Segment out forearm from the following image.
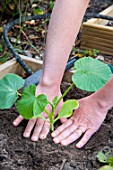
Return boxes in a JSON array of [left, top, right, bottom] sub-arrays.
[[92, 76, 113, 110], [40, 0, 89, 87]]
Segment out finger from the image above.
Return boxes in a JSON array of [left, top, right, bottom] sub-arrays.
[[53, 123, 78, 144], [77, 125, 87, 133], [51, 119, 73, 138], [23, 118, 36, 138], [60, 118, 67, 123], [13, 115, 24, 126], [39, 121, 50, 140], [76, 129, 95, 148], [42, 112, 48, 118], [31, 119, 44, 141], [60, 127, 86, 146]]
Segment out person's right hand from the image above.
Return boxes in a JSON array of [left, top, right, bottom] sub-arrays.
[[52, 94, 108, 148]]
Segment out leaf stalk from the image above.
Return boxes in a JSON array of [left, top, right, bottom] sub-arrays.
[[16, 91, 22, 96]]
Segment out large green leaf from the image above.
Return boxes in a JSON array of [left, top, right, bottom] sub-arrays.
[[17, 84, 48, 119], [55, 100, 79, 121], [72, 57, 112, 92], [99, 165, 113, 170], [0, 73, 24, 109], [33, 94, 49, 118]]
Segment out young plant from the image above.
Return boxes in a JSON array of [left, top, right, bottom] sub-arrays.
[[0, 57, 112, 131], [74, 48, 99, 58], [83, 49, 99, 58], [97, 151, 113, 170]]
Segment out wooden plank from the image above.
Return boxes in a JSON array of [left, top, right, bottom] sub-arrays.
[[0, 55, 43, 78], [81, 36, 113, 48], [82, 26, 113, 37], [81, 29, 113, 40], [81, 41, 113, 51], [81, 42, 113, 55], [80, 5, 113, 55], [0, 55, 73, 83], [81, 45, 113, 56], [83, 23, 113, 33], [0, 59, 20, 78], [20, 55, 43, 72], [81, 41, 113, 52], [82, 34, 113, 44]]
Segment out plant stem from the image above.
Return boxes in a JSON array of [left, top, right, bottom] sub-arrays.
[[44, 83, 74, 131], [50, 123, 54, 131], [49, 107, 55, 131], [44, 110, 54, 131], [44, 108, 51, 119], [56, 83, 74, 107], [44, 83, 74, 130], [16, 91, 22, 96], [45, 107, 55, 131]]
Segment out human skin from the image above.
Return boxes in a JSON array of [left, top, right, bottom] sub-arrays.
[[12, 0, 113, 148], [52, 77, 113, 148]]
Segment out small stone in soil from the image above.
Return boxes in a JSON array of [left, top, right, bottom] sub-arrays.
[[23, 50, 33, 58]]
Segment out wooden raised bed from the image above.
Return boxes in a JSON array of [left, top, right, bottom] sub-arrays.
[[0, 55, 74, 83], [80, 5, 113, 55]]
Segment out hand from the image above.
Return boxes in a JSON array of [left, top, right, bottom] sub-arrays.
[[13, 84, 66, 141], [51, 95, 108, 148]]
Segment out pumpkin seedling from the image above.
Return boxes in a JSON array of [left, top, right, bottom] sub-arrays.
[[0, 57, 112, 131], [97, 151, 113, 170]]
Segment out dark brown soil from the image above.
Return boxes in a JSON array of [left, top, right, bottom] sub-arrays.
[[87, 0, 113, 14], [1, 0, 113, 170], [0, 83, 113, 170]]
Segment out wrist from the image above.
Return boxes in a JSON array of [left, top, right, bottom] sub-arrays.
[[91, 91, 112, 112], [37, 76, 61, 95]]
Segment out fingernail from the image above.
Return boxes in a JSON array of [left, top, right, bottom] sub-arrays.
[[31, 136, 38, 141], [51, 132, 56, 137], [13, 121, 18, 126], [76, 144, 81, 148], [23, 132, 30, 138], [61, 140, 67, 146], [40, 135, 46, 140], [53, 138, 59, 144]]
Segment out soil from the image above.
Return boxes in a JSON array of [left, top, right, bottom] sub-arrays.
[[1, 0, 113, 170], [1, 83, 113, 170]]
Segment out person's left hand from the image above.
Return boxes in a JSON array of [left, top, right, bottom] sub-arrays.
[[51, 95, 108, 148], [13, 84, 66, 141]]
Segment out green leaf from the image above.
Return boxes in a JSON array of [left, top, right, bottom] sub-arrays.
[[55, 100, 79, 121], [33, 8, 44, 15], [52, 96, 58, 105], [99, 165, 113, 170], [72, 57, 112, 92], [17, 84, 48, 119], [97, 151, 108, 163], [49, 0, 54, 10], [0, 73, 24, 109], [83, 50, 89, 55], [33, 94, 49, 117], [0, 44, 3, 52], [93, 49, 99, 53], [108, 157, 113, 167]]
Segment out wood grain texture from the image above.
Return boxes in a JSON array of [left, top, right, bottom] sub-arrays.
[[0, 55, 73, 83], [80, 5, 113, 55]]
